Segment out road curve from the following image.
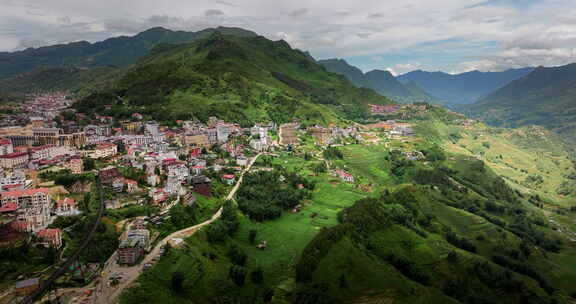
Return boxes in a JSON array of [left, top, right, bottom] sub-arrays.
[[93, 153, 262, 304]]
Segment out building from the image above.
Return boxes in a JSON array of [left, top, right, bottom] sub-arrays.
[[125, 179, 138, 193], [37, 228, 62, 248], [93, 142, 118, 159], [191, 175, 212, 197], [222, 174, 236, 185], [216, 124, 231, 143], [184, 134, 210, 148], [54, 197, 78, 216], [236, 156, 248, 167], [65, 158, 83, 174], [0, 138, 13, 155], [0, 152, 29, 169], [15, 278, 40, 296], [0, 188, 52, 232], [118, 238, 145, 265], [334, 170, 354, 183]]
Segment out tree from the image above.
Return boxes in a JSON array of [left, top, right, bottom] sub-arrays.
[[228, 266, 247, 286], [83, 157, 96, 171], [251, 267, 264, 284], [227, 244, 247, 266], [171, 272, 185, 292], [249, 229, 258, 245]]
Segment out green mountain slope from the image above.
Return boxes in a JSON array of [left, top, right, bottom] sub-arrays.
[[0, 67, 121, 96], [468, 63, 576, 142], [73, 33, 394, 125], [318, 58, 437, 103], [120, 113, 576, 303], [0, 26, 257, 79]]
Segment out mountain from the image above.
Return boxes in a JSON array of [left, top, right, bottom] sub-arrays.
[[73, 33, 394, 125], [318, 58, 437, 103], [0, 26, 258, 79], [468, 63, 576, 142], [397, 68, 534, 104], [317, 58, 366, 87], [0, 66, 120, 95]]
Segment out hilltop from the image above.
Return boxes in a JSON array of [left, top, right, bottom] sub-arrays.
[[73, 33, 394, 126], [0, 26, 258, 79], [468, 63, 576, 142], [318, 58, 437, 103], [397, 68, 534, 105]]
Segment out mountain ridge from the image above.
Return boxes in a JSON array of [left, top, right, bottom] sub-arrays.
[[0, 26, 259, 79], [397, 67, 534, 104], [318, 58, 437, 103]]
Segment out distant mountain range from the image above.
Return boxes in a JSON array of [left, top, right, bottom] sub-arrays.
[[0, 26, 258, 79], [397, 68, 534, 105], [468, 63, 576, 142], [318, 59, 437, 103]]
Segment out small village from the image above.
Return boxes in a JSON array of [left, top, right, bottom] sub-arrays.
[[0, 93, 436, 303]]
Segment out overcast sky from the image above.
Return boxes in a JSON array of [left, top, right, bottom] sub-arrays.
[[1, 0, 576, 74]]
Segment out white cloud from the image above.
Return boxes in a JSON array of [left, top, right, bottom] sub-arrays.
[[0, 0, 575, 72]]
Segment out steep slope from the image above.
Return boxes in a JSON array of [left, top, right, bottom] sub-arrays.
[[0, 26, 257, 79], [0, 67, 121, 96], [318, 59, 437, 102], [469, 63, 576, 142], [397, 68, 534, 104], [365, 69, 412, 98], [74, 33, 394, 125], [317, 58, 366, 87]]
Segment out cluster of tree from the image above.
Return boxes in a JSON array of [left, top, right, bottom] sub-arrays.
[[39, 170, 95, 188], [445, 231, 477, 253], [66, 215, 119, 263], [206, 201, 240, 243], [385, 150, 415, 177], [322, 146, 343, 160], [236, 171, 312, 222]]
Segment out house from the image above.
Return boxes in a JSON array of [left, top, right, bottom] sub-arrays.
[[184, 134, 210, 148], [191, 175, 212, 197], [222, 174, 236, 185], [236, 156, 248, 167], [15, 278, 40, 296], [147, 174, 160, 187], [125, 179, 138, 193], [55, 197, 79, 216], [149, 188, 169, 204], [191, 164, 206, 176], [403, 151, 425, 161], [112, 177, 125, 193], [64, 158, 83, 174], [131, 113, 144, 120], [334, 170, 354, 183], [36, 228, 62, 248], [99, 168, 122, 186]]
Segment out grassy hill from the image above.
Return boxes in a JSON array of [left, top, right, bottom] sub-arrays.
[[468, 63, 576, 143], [73, 33, 394, 125], [0, 26, 258, 79], [0, 67, 121, 96]]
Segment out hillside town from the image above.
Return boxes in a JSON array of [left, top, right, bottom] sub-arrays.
[[0, 92, 429, 302]]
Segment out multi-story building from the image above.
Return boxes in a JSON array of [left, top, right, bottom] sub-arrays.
[[0, 188, 52, 232], [216, 124, 231, 143], [64, 158, 83, 174], [118, 238, 144, 265], [0, 152, 29, 169]]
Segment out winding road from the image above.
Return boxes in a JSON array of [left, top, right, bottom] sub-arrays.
[[82, 153, 263, 304]]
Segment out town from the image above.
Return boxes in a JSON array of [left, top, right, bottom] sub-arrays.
[[0, 93, 443, 303]]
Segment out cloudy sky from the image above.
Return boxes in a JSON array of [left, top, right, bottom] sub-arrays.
[[1, 0, 576, 74]]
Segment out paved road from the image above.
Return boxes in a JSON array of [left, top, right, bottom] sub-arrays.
[[82, 153, 263, 304]]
